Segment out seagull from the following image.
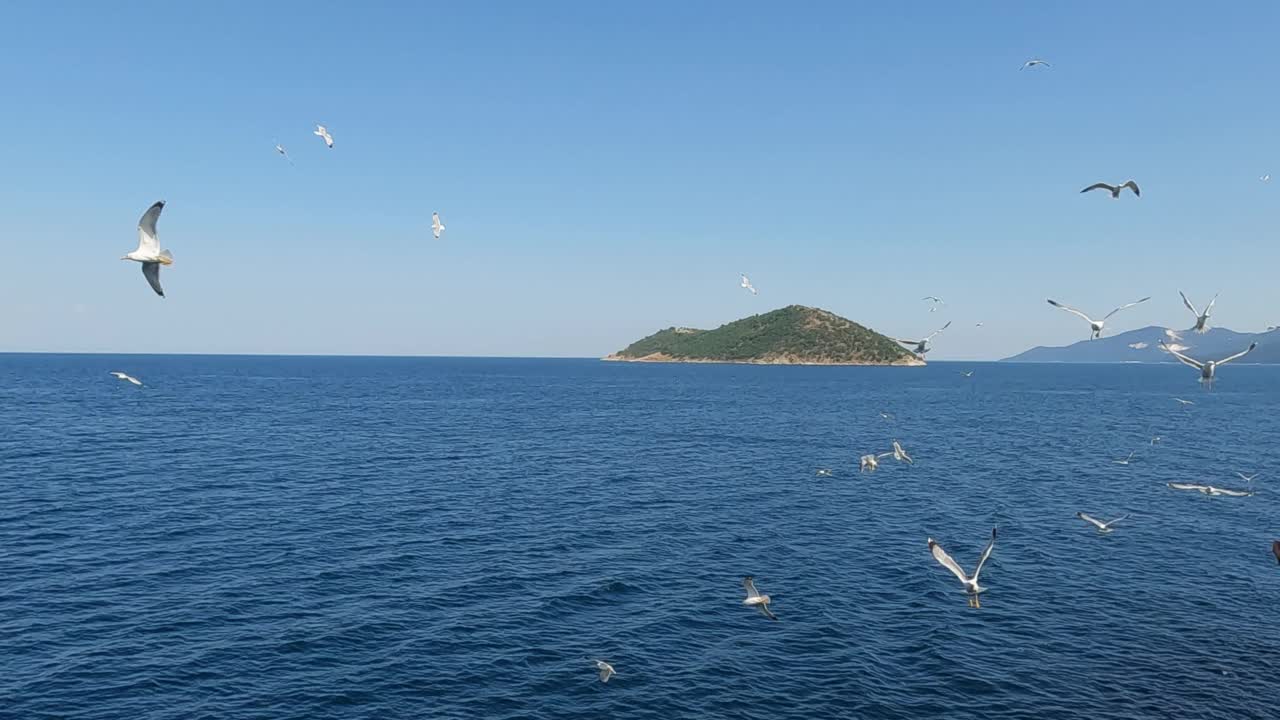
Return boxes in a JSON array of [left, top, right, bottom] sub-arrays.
[[815, 468, 834, 477], [1020, 58, 1050, 70], [1164, 343, 1191, 352], [740, 273, 757, 295], [1164, 328, 1184, 342], [1081, 180, 1140, 198], [860, 453, 885, 473], [1128, 342, 1149, 350], [431, 212, 445, 239], [879, 411, 894, 422], [1150, 435, 1162, 445], [1236, 472, 1261, 484], [594, 660, 616, 683], [109, 371, 142, 386], [121, 201, 173, 298], [960, 370, 975, 377], [1173, 398, 1195, 406], [274, 141, 293, 166], [975, 322, 984, 328], [1159, 341, 1257, 382], [313, 124, 334, 148], [742, 576, 777, 620], [1179, 291, 1219, 334], [1113, 451, 1138, 465], [896, 321, 951, 356], [1076, 512, 1129, 533], [922, 296, 944, 312], [927, 528, 997, 608], [1168, 482, 1253, 497], [1262, 174, 1272, 182], [891, 440, 913, 464], [1046, 297, 1150, 340]]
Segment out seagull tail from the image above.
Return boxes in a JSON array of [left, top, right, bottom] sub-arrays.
[[159, 249, 174, 265]]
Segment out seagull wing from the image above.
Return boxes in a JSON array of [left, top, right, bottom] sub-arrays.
[[1076, 512, 1107, 530], [1179, 291, 1199, 317], [1047, 299, 1095, 324], [972, 528, 997, 581], [757, 603, 777, 620], [598, 663, 614, 682], [1081, 183, 1116, 194], [925, 321, 952, 341], [896, 338, 923, 347], [1103, 297, 1150, 320], [141, 262, 165, 297], [1215, 343, 1257, 366], [1102, 514, 1130, 528], [136, 201, 164, 254], [743, 576, 761, 599], [1168, 482, 1207, 491], [1160, 342, 1203, 369], [1204, 294, 1218, 316], [1121, 180, 1141, 197], [928, 538, 970, 584], [1216, 488, 1252, 497]]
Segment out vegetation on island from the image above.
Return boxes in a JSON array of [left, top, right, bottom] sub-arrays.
[[606, 305, 919, 365]]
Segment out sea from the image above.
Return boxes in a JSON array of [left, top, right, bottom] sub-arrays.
[[2, 354, 1278, 720]]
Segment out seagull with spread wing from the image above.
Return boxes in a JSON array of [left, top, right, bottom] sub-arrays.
[[593, 660, 616, 683], [109, 371, 143, 386], [740, 273, 757, 295], [121, 201, 173, 298], [741, 576, 777, 620], [1179, 291, 1219, 334], [1113, 451, 1138, 466], [1081, 180, 1140, 198], [431, 212, 445, 239], [922, 296, 944, 312], [1076, 512, 1129, 533], [1047, 297, 1150, 340], [313, 124, 334, 148], [1021, 58, 1050, 70], [1168, 482, 1253, 497], [1160, 341, 1257, 382], [1236, 472, 1261, 484], [928, 528, 997, 608], [891, 440, 913, 464], [897, 321, 951, 357]]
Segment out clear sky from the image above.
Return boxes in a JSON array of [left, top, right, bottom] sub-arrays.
[[1, 2, 1276, 359]]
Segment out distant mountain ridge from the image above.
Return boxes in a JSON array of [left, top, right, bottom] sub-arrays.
[[1002, 325, 1279, 363], [605, 305, 922, 366]]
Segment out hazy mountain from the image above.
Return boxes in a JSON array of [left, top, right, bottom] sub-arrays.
[[1003, 325, 1279, 363]]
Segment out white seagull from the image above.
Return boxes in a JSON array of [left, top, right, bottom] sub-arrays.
[[1113, 451, 1138, 466], [1262, 174, 1272, 182], [274, 141, 293, 166], [313, 124, 334, 148], [961, 370, 975, 377], [860, 453, 885, 473], [1164, 328, 1184, 342], [1168, 482, 1252, 497], [1128, 342, 1149, 350], [1081, 180, 1141, 198], [1021, 58, 1051, 70], [897, 321, 951, 356], [1046, 297, 1150, 340], [815, 468, 834, 477], [740, 273, 758, 295], [742, 576, 777, 620], [1076, 512, 1129, 533], [1236, 472, 1261, 484], [431, 212, 445, 239], [1173, 398, 1195, 406], [927, 528, 997, 608], [1179, 291, 1219, 334], [594, 660, 616, 683], [121, 201, 173, 298], [1160, 341, 1257, 382], [109, 371, 142, 386], [922, 296, 944, 312], [891, 440, 913, 464]]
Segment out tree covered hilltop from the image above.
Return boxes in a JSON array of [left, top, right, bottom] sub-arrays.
[[604, 305, 923, 366]]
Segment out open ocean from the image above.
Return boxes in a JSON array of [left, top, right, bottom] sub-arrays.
[[2, 354, 1278, 719]]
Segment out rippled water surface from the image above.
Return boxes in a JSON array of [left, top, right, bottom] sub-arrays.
[[2, 355, 1278, 719]]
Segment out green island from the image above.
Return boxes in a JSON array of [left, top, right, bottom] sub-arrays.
[[604, 305, 922, 366]]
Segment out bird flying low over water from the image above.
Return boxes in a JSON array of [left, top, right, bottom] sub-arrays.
[[122, 201, 173, 298], [860, 453, 885, 472], [1077, 512, 1129, 533], [594, 660, 616, 683], [1236, 472, 1260, 484], [1173, 398, 1195, 406], [1179, 291, 1218, 334], [928, 528, 997, 608], [742, 576, 777, 620], [1081, 180, 1140, 198], [1159, 341, 1256, 382], [1047, 297, 1150, 340], [432, 212, 445, 239], [891, 440, 913, 464], [740, 273, 757, 295], [1113, 451, 1138, 466], [815, 468, 834, 477], [1020, 58, 1050, 70], [1168, 482, 1252, 497], [109, 371, 142, 386], [897, 321, 951, 357], [313, 124, 334, 148]]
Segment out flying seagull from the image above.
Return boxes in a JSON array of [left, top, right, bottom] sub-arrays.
[[1159, 341, 1257, 382], [1164, 328, 1184, 342], [109, 371, 142, 386], [274, 141, 293, 166], [1179, 291, 1219, 334], [891, 440, 913, 464], [1081, 180, 1140, 198], [740, 273, 757, 295], [1262, 174, 1272, 182], [313, 124, 334, 148], [1168, 482, 1253, 497], [860, 453, 886, 473], [594, 660, 616, 683], [122, 201, 173, 298], [961, 370, 975, 377], [1236, 472, 1260, 484], [1113, 451, 1138, 466], [1020, 58, 1050, 70], [1128, 342, 1149, 350], [431, 212, 445, 239], [1173, 398, 1195, 406], [975, 322, 984, 328], [815, 468, 834, 477], [1077, 512, 1129, 533], [897, 321, 951, 357], [742, 576, 777, 620], [1047, 297, 1150, 340], [922, 296, 944, 312], [927, 528, 997, 608]]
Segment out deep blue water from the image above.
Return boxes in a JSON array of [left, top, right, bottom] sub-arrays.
[[2, 355, 1278, 719]]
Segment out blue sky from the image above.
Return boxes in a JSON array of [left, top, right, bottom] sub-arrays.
[[1, 2, 1276, 359]]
